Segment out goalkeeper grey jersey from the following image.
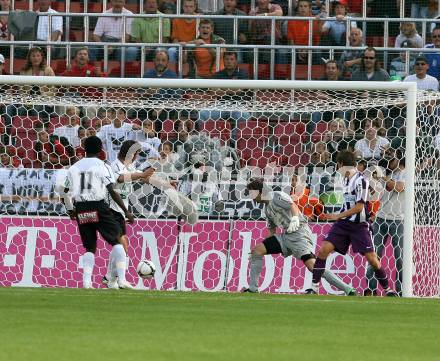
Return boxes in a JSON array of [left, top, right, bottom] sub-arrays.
[[265, 191, 307, 231]]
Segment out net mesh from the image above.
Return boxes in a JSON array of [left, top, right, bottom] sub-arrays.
[[0, 79, 439, 297]]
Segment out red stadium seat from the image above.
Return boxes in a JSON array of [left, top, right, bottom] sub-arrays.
[[236, 119, 269, 152], [200, 120, 231, 143], [273, 121, 306, 155], [160, 119, 177, 141], [12, 116, 40, 130], [241, 150, 287, 169], [287, 153, 310, 168], [311, 121, 328, 142]]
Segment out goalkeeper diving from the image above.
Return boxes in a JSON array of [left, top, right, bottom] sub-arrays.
[[243, 177, 356, 295]]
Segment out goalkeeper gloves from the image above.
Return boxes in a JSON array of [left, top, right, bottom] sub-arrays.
[[286, 216, 300, 233]]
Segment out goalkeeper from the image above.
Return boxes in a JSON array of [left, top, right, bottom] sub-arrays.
[[244, 178, 356, 295]]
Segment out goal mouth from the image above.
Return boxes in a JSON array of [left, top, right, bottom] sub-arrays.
[[0, 75, 438, 298]]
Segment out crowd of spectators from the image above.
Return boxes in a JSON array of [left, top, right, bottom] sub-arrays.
[[0, 0, 439, 191]]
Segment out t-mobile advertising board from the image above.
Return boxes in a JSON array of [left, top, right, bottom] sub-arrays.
[[0, 217, 437, 295]]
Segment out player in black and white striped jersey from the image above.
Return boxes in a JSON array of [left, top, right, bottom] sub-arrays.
[[310, 150, 398, 296], [59, 136, 135, 289], [102, 140, 155, 288]]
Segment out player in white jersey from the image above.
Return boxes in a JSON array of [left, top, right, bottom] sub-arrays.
[[102, 140, 155, 287], [243, 178, 356, 295], [59, 136, 135, 289], [310, 150, 397, 296], [96, 108, 139, 163]]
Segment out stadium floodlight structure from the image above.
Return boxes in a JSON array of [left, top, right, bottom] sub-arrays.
[[0, 75, 438, 298]]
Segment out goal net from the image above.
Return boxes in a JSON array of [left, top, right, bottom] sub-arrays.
[[0, 76, 438, 298]]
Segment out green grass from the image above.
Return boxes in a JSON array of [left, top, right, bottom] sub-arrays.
[[0, 288, 439, 361]]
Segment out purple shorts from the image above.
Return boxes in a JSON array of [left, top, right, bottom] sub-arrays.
[[326, 219, 374, 255]]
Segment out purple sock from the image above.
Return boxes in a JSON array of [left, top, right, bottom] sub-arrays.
[[374, 268, 389, 290], [312, 258, 327, 284]]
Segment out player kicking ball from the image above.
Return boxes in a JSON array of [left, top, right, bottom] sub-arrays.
[[102, 140, 155, 288], [243, 177, 356, 296], [310, 150, 398, 296], [59, 136, 135, 289]]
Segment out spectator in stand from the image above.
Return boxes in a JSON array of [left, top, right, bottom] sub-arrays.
[[96, 108, 140, 162], [35, 128, 75, 168], [394, 22, 423, 49], [135, 119, 162, 149], [390, 40, 416, 81], [172, 116, 195, 151], [62, 47, 105, 77], [286, 0, 320, 64], [425, 26, 440, 81], [20, 47, 55, 77], [150, 141, 179, 174], [53, 106, 81, 148], [351, 47, 390, 81], [134, 119, 161, 168], [310, 0, 326, 16], [365, 147, 406, 296], [248, 0, 283, 64], [197, 51, 251, 140], [323, 118, 356, 162], [309, 141, 332, 167], [0, 0, 10, 56], [131, 0, 171, 61], [5, 47, 55, 131], [308, 60, 347, 135], [35, 0, 63, 58], [169, 0, 198, 63], [197, 0, 224, 13], [90, 0, 138, 62], [354, 119, 390, 161], [321, 0, 356, 46], [338, 27, 364, 77], [403, 55, 440, 90], [349, 107, 384, 135], [76, 126, 107, 161], [185, 19, 225, 78], [410, 0, 429, 19], [213, 0, 248, 63], [92, 107, 114, 132], [143, 49, 178, 78]]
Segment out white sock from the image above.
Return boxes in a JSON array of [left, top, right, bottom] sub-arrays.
[[249, 254, 263, 292], [112, 244, 127, 284], [82, 252, 95, 287], [106, 248, 116, 281]]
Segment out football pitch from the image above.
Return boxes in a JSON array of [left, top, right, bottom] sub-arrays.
[[1, 288, 439, 361]]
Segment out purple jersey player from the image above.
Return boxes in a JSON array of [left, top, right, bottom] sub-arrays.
[[309, 150, 398, 296]]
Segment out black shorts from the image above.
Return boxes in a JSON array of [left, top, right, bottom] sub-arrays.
[[263, 236, 282, 255], [75, 200, 121, 252], [111, 209, 127, 236]]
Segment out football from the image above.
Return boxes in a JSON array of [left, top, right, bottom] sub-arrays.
[[136, 260, 156, 279]]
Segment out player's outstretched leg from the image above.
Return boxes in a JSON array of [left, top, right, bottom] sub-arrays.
[[303, 256, 356, 295], [365, 252, 397, 297], [243, 243, 267, 293], [82, 252, 95, 289]]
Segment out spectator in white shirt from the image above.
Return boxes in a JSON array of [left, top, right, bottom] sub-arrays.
[[355, 120, 390, 160], [403, 55, 440, 91], [97, 108, 140, 162], [90, 0, 138, 62], [36, 0, 63, 58], [53, 106, 81, 148]]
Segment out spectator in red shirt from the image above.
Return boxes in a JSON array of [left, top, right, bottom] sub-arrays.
[[76, 126, 106, 161], [62, 47, 105, 77], [35, 129, 75, 168], [286, 0, 321, 63]]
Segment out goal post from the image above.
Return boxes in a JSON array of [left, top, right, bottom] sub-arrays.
[[0, 75, 435, 298]]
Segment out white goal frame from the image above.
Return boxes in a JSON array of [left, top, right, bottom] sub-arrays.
[[0, 76, 418, 297]]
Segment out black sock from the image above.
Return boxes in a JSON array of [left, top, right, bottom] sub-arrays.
[[312, 258, 326, 284], [374, 268, 389, 290]]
